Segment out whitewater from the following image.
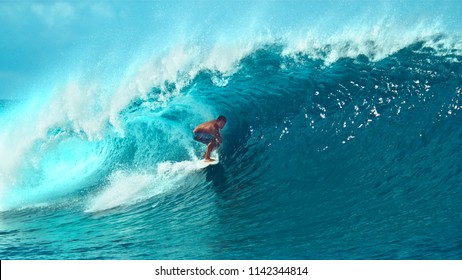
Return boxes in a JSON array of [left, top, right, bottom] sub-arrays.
[[0, 0, 461, 259]]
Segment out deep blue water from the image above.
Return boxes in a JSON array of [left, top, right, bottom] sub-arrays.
[[1, 1, 462, 259]]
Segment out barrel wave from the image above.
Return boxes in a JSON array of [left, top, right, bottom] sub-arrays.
[[1, 1, 462, 259]]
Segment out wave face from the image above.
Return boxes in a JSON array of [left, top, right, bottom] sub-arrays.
[[1, 1, 462, 259]]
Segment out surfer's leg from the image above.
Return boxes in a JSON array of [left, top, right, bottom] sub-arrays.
[[195, 132, 215, 159], [204, 142, 213, 160], [204, 140, 218, 161]]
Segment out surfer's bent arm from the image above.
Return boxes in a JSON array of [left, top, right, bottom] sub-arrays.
[[213, 130, 222, 144]]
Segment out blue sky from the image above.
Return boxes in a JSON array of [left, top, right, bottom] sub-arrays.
[[0, 1, 198, 100]]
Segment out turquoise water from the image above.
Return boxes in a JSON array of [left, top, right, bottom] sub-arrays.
[[1, 1, 462, 259]]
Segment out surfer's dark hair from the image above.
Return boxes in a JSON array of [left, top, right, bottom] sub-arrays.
[[217, 115, 226, 123]]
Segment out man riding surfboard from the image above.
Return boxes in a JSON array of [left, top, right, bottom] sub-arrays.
[[193, 116, 227, 162]]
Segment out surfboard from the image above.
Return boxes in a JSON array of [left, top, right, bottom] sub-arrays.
[[197, 152, 219, 168], [198, 157, 219, 168]]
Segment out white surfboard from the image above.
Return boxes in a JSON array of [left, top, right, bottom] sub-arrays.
[[197, 152, 219, 168], [198, 157, 219, 168]]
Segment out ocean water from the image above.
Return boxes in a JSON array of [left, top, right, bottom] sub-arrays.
[[1, 1, 462, 259]]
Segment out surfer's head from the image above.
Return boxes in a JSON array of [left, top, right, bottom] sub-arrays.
[[217, 115, 227, 128]]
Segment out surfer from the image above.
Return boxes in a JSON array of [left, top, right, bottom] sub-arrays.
[[193, 115, 227, 162]]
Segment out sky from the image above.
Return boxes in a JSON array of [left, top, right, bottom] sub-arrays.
[[0, 0, 461, 100], [0, 1, 158, 99]]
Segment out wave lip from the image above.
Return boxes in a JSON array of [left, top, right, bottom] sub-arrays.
[[282, 20, 461, 63]]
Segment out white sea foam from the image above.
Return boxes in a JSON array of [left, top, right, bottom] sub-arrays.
[[84, 152, 213, 213], [282, 18, 460, 63]]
